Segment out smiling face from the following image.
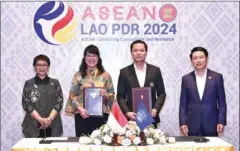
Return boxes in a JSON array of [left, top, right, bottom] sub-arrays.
[[34, 60, 49, 77], [131, 43, 147, 63], [85, 52, 99, 69], [191, 51, 208, 71]]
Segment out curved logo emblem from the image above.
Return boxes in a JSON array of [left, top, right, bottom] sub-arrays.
[[159, 4, 177, 22], [34, 1, 77, 45], [137, 109, 147, 123]]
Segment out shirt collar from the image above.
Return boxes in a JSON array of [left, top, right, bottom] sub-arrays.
[[133, 62, 147, 71], [87, 68, 99, 77], [195, 69, 207, 78], [35, 75, 49, 85]]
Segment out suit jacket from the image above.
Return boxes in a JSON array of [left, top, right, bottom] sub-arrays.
[[179, 69, 227, 134], [117, 63, 166, 123]]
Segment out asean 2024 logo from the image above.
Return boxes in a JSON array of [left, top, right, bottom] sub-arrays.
[[34, 1, 77, 45]]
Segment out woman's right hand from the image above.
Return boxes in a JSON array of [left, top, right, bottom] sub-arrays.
[[31, 110, 50, 129], [38, 117, 45, 128], [78, 106, 89, 119], [38, 117, 51, 129]]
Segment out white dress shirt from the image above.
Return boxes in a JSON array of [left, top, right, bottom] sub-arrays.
[[134, 63, 147, 87], [195, 69, 207, 100]]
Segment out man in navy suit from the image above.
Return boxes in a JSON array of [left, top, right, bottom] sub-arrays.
[[179, 47, 227, 136], [117, 40, 166, 128]]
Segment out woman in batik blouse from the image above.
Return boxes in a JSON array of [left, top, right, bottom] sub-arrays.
[[21, 54, 63, 137], [65, 45, 115, 137]]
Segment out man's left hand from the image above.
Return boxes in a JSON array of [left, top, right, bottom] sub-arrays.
[[217, 124, 224, 136], [151, 109, 157, 117]]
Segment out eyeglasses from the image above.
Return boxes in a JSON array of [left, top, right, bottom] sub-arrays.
[[36, 64, 48, 69], [85, 54, 98, 58]]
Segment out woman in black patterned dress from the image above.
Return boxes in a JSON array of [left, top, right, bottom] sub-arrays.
[[21, 54, 63, 137]]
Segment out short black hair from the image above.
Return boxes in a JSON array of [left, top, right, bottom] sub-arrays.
[[130, 40, 148, 52], [33, 54, 50, 66], [190, 47, 208, 60]]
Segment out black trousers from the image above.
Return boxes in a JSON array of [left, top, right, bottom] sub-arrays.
[[152, 121, 158, 129], [74, 113, 109, 137], [39, 127, 52, 137]]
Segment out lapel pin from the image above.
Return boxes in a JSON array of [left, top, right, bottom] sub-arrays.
[[208, 76, 211, 79], [34, 84, 38, 88], [149, 82, 154, 87]]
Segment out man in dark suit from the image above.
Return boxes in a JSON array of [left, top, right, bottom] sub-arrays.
[[117, 40, 166, 128], [179, 47, 227, 136]]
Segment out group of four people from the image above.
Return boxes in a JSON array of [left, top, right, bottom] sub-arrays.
[[21, 40, 226, 138]]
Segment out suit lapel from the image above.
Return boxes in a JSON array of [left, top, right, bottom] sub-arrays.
[[202, 69, 212, 101], [129, 64, 140, 87], [144, 63, 150, 87], [191, 71, 201, 101]]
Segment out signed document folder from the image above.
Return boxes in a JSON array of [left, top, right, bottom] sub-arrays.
[[132, 87, 152, 113], [84, 87, 103, 116]]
